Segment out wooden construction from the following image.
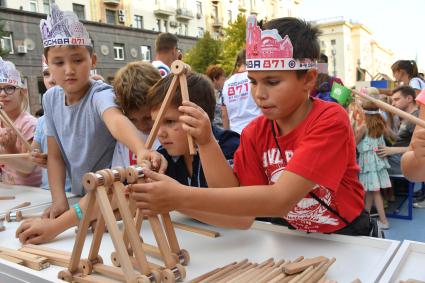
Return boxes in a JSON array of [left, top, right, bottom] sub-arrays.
[[20, 244, 71, 268], [0, 103, 32, 152], [171, 221, 220, 238], [0, 195, 15, 200], [1, 201, 31, 221], [58, 168, 163, 283]]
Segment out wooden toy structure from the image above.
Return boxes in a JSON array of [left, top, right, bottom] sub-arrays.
[[0, 103, 32, 158], [59, 60, 195, 283]]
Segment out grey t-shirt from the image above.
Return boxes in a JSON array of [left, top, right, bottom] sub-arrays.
[[394, 109, 419, 147], [43, 80, 117, 195]]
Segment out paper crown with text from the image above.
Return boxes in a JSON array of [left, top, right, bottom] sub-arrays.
[[40, 3, 92, 48], [246, 16, 317, 71], [0, 57, 23, 87]]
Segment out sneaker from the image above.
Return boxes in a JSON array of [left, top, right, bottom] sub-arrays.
[[414, 199, 425, 208], [377, 221, 390, 230]]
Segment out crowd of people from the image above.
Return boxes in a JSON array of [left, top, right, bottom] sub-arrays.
[[1, 3, 425, 245]]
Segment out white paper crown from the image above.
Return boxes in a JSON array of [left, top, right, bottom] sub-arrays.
[[0, 57, 23, 87], [40, 3, 92, 48], [246, 16, 317, 71]]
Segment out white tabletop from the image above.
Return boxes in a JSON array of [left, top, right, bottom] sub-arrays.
[[0, 211, 400, 283]]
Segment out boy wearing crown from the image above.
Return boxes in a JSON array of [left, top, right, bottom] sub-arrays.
[[31, 4, 166, 220], [129, 17, 368, 236]]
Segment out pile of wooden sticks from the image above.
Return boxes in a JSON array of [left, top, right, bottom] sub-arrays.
[[189, 256, 336, 283]]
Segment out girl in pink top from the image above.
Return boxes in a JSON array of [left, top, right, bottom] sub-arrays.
[[0, 58, 41, 186]]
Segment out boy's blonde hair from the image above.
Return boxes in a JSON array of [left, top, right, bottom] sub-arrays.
[[113, 62, 161, 114]]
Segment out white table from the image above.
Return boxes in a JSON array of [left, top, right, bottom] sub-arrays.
[[379, 240, 425, 282], [0, 210, 400, 283], [0, 183, 77, 218]]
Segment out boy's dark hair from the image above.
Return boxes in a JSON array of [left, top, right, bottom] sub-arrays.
[[319, 53, 328, 63], [264, 17, 320, 76], [155, 33, 179, 53], [205, 65, 225, 81], [44, 45, 94, 60], [391, 60, 419, 79], [392, 85, 416, 101], [148, 72, 216, 121], [232, 49, 246, 74]]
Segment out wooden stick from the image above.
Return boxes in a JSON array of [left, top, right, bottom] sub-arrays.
[[0, 153, 31, 159], [172, 221, 220, 238], [0, 195, 15, 200], [227, 258, 273, 283], [0, 248, 49, 270], [20, 245, 70, 267], [288, 265, 314, 283], [284, 256, 328, 274], [353, 89, 425, 128], [8, 201, 31, 211], [179, 73, 196, 155], [198, 259, 248, 283], [209, 261, 252, 282], [256, 261, 287, 283], [299, 260, 328, 283], [188, 261, 237, 283], [0, 108, 32, 152], [304, 258, 336, 283], [0, 253, 24, 265], [219, 262, 258, 283]]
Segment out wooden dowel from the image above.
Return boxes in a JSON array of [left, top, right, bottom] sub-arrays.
[[0, 248, 49, 270], [288, 265, 314, 283], [256, 261, 287, 283], [0, 153, 31, 159], [0, 196, 15, 200], [284, 256, 328, 274], [299, 260, 327, 283], [353, 89, 425, 128], [172, 221, 220, 238], [8, 201, 31, 211], [188, 262, 237, 283], [198, 259, 248, 283], [179, 74, 196, 155], [304, 258, 336, 283], [210, 261, 252, 282], [0, 253, 24, 265], [216, 262, 256, 283]]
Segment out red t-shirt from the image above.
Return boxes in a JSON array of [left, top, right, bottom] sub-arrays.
[[233, 98, 365, 233]]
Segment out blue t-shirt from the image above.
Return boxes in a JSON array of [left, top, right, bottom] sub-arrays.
[[157, 126, 240, 187], [43, 80, 117, 195]]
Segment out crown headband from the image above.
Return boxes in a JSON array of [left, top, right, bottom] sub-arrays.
[[363, 110, 380, 115], [40, 3, 92, 48], [246, 16, 317, 71], [0, 57, 23, 87]]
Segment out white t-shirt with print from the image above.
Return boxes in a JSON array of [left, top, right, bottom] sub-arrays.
[[152, 60, 171, 78], [409, 77, 425, 90], [222, 71, 261, 134]]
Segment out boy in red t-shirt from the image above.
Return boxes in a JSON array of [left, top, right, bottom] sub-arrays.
[[130, 16, 367, 235]]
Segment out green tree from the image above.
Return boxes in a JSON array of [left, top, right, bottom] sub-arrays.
[[184, 31, 222, 74], [218, 14, 246, 75], [0, 19, 9, 57]]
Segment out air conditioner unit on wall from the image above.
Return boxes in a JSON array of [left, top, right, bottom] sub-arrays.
[[119, 15, 125, 23], [17, 45, 27, 54], [118, 9, 125, 16]]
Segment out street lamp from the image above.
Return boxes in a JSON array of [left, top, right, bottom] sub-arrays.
[[331, 48, 337, 77]]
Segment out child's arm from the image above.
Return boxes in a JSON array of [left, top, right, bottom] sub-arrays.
[[0, 129, 36, 174], [401, 104, 425, 181], [130, 168, 315, 218], [221, 105, 230, 130], [178, 101, 239, 187], [43, 136, 68, 219], [102, 107, 167, 172], [179, 209, 254, 229]]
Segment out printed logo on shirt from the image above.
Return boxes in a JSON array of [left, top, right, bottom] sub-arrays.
[[129, 150, 137, 166], [225, 79, 249, 103]]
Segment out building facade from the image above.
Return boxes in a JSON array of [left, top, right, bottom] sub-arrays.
[[314, 17, 394, 87]]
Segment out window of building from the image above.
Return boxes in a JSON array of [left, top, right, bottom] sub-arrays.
[[331, 39, 336, 45], [1, 34, 14, 54], [184, 24, 188, 36], [196, 1, 202, 15], [197, 27, 204, 37], [134, 15, 143, 29], [140, 45, 151, 61], [29, 0, 38, 12], [213, 5, 218, 19], [228, 10, 232, 23], [156, 19, 162, 32], [113, 44, 125, 60], [73, 4, 85, 20], [164, 20, 168, 32], [106, 9, 117, 25], [43, 0, 50, 14]]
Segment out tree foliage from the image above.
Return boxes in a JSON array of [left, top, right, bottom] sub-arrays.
[[218, 14, 246, 75], [184, 31, 222, 74]]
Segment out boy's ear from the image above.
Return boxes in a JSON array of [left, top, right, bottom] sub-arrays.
[[304, 68, 317, 92], [91, 53, 97, 69]]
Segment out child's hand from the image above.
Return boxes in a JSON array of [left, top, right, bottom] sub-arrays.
[[127, 168, 181, 215], [137, 150, 167, 174], [16, 218, 60, 244], [411, 128, 425, 163], [30, 149, 48, 168], [0, 128, 17, 152], [42, 201, 69, 219], [179, 101, 214, 146]]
